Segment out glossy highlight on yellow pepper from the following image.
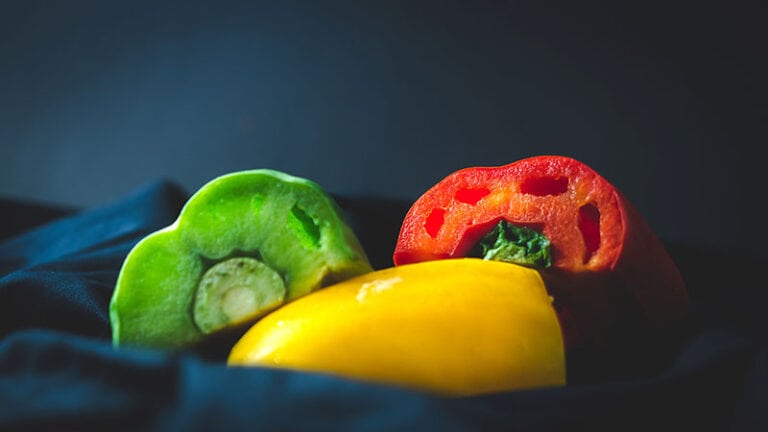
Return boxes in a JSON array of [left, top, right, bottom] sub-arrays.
[[228, 258, 566, 396]]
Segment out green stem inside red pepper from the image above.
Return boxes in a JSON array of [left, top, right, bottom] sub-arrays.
[[468, 221, 551, 268]]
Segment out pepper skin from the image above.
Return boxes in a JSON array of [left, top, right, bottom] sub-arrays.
[[393, 156, 688, 348], [110, 170, 372, 350], [228, 258, 565, 396]]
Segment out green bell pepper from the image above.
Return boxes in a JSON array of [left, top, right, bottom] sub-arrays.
[[110, 169, 373, 350]]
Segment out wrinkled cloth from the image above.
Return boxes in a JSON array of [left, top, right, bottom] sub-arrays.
[[1, 181, 765, 431]]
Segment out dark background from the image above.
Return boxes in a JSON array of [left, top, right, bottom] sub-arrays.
[[1, 0, 764, 254]]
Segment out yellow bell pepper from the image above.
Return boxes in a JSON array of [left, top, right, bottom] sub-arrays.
[[228, 258, 565, 396]]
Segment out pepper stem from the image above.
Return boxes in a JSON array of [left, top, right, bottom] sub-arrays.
[[193, 257, 286, 334], [469, 221, 552, 268]]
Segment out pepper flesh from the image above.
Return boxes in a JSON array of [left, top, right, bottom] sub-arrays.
[[228, 258, 565, 396], [393, 156, 688, 348], [110, 170, 372, 350]]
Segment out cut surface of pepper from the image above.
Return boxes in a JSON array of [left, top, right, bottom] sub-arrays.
[[228, 258, 565, 396], [393, 155, 688, 348], [110, 169, 372, 350]]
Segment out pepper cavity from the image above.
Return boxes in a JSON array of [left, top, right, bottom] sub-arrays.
[[467, 220, 552, 269], [193, 257, 286, 335]]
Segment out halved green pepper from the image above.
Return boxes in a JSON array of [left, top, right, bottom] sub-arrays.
[[110, 170, 373, 350]]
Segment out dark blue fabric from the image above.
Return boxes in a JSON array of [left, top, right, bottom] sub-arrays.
[[1, 182, 766, 431]]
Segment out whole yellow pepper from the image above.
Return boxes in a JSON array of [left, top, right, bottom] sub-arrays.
[[228, 258, 565, 396]]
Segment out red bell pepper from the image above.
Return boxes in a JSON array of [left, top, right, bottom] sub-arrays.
[[393, 155, 689, 348]]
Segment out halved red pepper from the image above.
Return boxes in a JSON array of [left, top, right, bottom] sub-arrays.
[[393, 155, 689, 348]]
